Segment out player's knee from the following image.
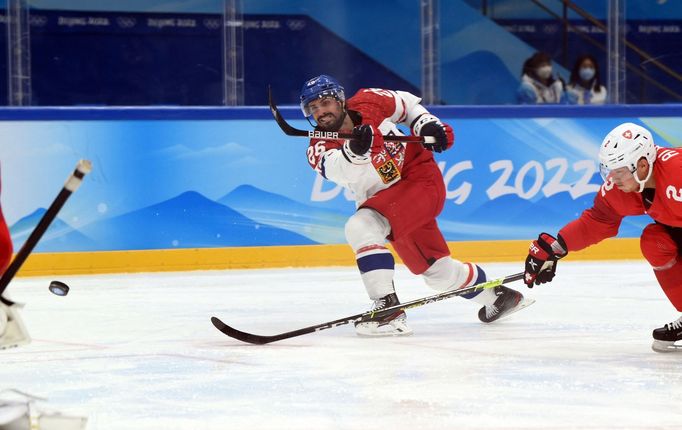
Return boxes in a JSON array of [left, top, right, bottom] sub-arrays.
[[641, 223, 679, 269], [422, 257, 457, 291], [344, 209, 390, 251], [423, 257, 485, 292]]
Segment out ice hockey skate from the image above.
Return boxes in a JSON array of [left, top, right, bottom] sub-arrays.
[[651, 316, 682, 353], [355, 293, 413, 337], [478, 286, 534, 323]]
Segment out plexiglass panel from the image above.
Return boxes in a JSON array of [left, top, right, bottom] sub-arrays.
[[0, 0, 679, 106]]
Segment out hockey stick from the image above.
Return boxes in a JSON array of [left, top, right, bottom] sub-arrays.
[[267, 86, 435, 144], [0, 160, 92, 306], [211, 271, 524, 345]]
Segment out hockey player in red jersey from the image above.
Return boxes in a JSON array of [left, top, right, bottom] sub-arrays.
[[0, 181, 11, 274], [524, 122, 682, 352], [0, 167, 29, 349], [300, 74, 528, 337]]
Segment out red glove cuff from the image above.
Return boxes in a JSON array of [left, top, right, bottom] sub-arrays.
[[528, 239, 552, 260], [443, 123, 455, 150]]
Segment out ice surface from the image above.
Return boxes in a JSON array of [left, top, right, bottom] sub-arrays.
[[1, 261, 681, 429]]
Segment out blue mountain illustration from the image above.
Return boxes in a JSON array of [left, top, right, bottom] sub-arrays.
[[78, 191, 316, 250], [219, 185, 351, 244], [9, 208, 97, 252]]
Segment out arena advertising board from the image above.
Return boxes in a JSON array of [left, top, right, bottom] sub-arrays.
[[1, 108, 677, 252]]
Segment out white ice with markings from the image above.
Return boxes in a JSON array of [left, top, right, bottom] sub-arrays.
[[1, 261, 682, 429]]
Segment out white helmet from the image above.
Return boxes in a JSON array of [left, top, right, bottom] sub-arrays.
[[598, 122, 656, 192]]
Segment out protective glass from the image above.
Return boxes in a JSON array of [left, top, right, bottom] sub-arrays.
[[301, 94, 342, 118]]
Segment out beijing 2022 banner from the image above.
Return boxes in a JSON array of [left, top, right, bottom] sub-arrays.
[[1, 109, 678, 252]]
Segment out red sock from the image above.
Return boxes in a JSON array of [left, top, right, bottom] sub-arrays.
[[640, 223, 682, 311], [654, 260, 682, 312]]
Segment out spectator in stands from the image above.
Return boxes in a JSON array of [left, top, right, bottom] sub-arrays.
[[567, 54, 607, 105], [517, 52, 568, 104]]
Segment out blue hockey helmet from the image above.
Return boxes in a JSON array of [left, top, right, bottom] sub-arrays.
[[300, 74, 345, 117]]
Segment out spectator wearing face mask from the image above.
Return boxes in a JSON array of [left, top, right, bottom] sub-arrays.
[[567, 54, 607, 105], [517, 52, 568, 104]]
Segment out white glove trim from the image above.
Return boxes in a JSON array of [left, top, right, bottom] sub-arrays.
[[342, 139, 371, 165], [412, 113, 442, 136]]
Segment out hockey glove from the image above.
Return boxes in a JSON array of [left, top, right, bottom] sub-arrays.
[[412, 114, 454, 153], [524, 233, 567, 288], [348, 124, 380, 156]]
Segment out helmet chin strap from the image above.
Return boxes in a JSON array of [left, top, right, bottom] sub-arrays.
[[634, 165, 653, 193]]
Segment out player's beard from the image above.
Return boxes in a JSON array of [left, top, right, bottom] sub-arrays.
[[317, 110, 346, 131]]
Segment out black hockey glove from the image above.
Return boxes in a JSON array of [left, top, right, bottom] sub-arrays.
[[412, 114, 454, 153], [348, 124, 378, 156], [524, 233, 567, 288]]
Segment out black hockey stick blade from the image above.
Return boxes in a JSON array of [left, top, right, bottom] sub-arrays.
[[267, 86, 432, 144], [211, 271, 524, 345], [210, 316, 336, 345], [0, 160, 92, 305]]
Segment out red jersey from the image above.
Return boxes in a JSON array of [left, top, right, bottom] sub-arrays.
[[560, 146, 682, 251], [306, 88, 439, 206], [0, 168, 12, 273]]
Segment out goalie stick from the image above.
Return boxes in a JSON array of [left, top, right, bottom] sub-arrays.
[[211, 271, 524, 345], [268, 86, 435, 144], [0, 160, 92, 306]]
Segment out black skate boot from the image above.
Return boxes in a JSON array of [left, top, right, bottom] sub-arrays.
[[478, 286, 527, 323], [651, 316, 682, 353], [355, 293, 412, 337]]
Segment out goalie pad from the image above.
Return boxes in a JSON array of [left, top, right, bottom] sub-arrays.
[[0, 301, 31, 350], [0, 390, 88, 430]]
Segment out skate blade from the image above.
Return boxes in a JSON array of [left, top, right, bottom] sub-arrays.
[[494, 297, 536, 322], [651, 340, 682, 353], [355, 321, 413, 338]]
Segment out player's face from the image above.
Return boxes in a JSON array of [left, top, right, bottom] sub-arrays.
[[309, 97, 345, 130], [607, 166, 638, 192]]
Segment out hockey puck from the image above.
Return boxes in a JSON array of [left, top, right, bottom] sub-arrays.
[[49, 280, 70, 296]]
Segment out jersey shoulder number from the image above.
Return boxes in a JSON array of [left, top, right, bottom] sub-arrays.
[[657, 148, 682, 203], [362, 88, 394, 98], [347, 88, 397, 122]]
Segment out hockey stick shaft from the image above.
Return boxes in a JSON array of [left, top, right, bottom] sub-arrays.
[[267, 86, 435, 144], [211, 271, 524, 345], [0, 160, 92, 305]]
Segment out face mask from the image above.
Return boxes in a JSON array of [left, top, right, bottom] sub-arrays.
[[536, 65, 552, 80], [579, 67, 595, 81]]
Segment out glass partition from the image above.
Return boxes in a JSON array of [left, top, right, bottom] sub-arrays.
[[458, 0, 682, 104], [0, 0, 679, 106]]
